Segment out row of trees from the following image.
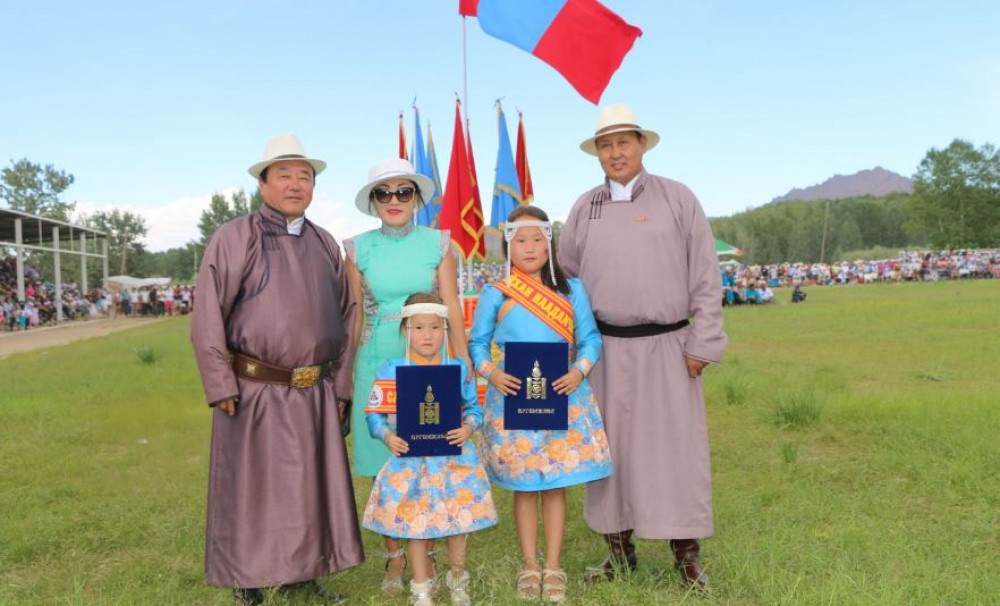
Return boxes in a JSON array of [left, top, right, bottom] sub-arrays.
[[711, 139, 1000, 264]]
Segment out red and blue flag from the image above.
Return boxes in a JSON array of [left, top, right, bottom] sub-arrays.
[[472, 0, 641, 104]]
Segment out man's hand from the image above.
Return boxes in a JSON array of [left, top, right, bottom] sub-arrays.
[[218, 398, 237, 416], [385, 432, 409, 457], [488, 368, 522, 396], [337, 400, 348, 423], [685, 356, 709, 379], [447, 424, 474, 447], [552, 368, 584, 395]]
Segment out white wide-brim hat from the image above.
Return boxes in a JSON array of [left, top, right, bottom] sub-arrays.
[[247, 133, 327, 178], [579, 104, 660, 156], [354, 158, 435, 217]]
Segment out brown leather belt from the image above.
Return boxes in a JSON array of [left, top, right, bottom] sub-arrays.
[[231, 352, 330, 389]]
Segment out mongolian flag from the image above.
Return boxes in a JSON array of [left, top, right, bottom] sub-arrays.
[[398, 111, 409, 161], [515, 111, 534, 204], [489, 103, 523, 231], [439, 100, 486, 260], [474, 0, 641, 104]]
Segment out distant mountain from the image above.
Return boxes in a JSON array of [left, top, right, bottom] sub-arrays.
[[772, 167, 913, 203]]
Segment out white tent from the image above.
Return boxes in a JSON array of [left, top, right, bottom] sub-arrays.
[[104, 275, 171, 289]]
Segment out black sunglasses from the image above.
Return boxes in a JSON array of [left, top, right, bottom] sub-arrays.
[[371, 186, 417, 204]]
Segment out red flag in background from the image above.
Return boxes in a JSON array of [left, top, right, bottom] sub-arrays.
[[459, 0, 479, 16], [398, 111, 409, 161], [465, 119, 486, 246], [515, 112, 534, 204], [439, 101, 485, 261]]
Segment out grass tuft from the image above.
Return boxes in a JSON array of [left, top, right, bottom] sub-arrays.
[[134, 346, 160, 365], [780, 442, 799, 464], [774, 391, 822, 428], [722, 375, 749, 407]]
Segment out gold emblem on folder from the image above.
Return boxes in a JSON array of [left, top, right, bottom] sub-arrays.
[[419, 385, 441, 425], [525, 360, 547, 400]]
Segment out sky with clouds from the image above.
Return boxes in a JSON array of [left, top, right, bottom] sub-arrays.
[[2, 0, 997, 251]]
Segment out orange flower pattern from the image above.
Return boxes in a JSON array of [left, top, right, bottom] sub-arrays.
[[480, 381, 613, 491], [362, 358, 499, 539], [363, 441, 499, 539]]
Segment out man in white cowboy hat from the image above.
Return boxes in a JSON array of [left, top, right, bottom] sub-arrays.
[[191, 133, 363, 605], [559, 105, 727, 591]]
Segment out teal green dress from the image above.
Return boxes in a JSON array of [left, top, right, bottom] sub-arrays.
[[345, 225, 450, 477]]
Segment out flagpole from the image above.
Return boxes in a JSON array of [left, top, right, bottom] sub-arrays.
[[462, 15, 474, 294]]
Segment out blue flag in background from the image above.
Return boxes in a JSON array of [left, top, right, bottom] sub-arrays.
[[413, 108, 442, 228], [490, 103, 523, 231]]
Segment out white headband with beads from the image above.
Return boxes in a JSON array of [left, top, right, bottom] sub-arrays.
[[401, 302, 450, 365], [504, 220, 557, 286]]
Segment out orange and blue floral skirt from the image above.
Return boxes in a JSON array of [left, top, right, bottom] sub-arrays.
[[362, 442, 499, 539], [480, 380, 613, 491]]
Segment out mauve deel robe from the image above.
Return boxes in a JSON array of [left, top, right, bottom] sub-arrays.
[[191, 203, 364, 588], [559, 170, 728, 540]]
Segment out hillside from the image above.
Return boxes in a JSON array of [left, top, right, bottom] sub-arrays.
[[772, 167, 913, 202]]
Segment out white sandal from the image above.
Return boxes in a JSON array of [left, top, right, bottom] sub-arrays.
[[446, 570, 471, 606], [410, 579, 435, 606], [381, 547, 407, 595], [516, 568, 542, 600], [542, 568, 568, 603]]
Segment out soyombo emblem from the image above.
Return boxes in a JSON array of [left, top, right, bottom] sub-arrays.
[[419, 385, 441, 425], [525, 360, 547, 400]]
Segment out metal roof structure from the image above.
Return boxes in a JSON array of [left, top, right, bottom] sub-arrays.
[[0, 208, 105, 245]]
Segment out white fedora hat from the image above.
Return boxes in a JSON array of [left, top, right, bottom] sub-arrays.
[[579, 104, 660, 156], [247, 133, 327, 178], [354, 158, 435, 217]]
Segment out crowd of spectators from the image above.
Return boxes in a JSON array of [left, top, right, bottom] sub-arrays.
[[720, 248, 999, 306], [117, 285, 195, 318], [2, 256, 113, 330], [1, 255, 196, 331]]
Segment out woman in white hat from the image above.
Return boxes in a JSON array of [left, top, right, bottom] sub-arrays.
[[343, 158, 472, 594]]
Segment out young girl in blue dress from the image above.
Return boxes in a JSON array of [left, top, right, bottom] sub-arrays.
[[469, 205, 613, 602], [363, 292, 498, 606]]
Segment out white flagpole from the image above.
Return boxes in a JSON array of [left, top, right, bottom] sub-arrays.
[[462, 16, 474, 293]]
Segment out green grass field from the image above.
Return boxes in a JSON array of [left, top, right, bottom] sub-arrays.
[[2, 281, 999, 605]]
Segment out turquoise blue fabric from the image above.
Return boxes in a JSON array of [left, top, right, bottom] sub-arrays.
[[349, 226, 444, 477]]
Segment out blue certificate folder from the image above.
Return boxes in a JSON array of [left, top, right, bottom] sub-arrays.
[[396, 365, 462, 457], [504, 342, 569, 430]]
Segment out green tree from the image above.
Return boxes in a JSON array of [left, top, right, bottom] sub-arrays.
[[0, 159, 76, 220], [908, 139, 1000, 248], [145, 244, 198, 283], [198, 190, 258, 245], [88, 209, 149, 275]]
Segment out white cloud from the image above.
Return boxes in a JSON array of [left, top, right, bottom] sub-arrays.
[[77, 190, 381, 252]]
